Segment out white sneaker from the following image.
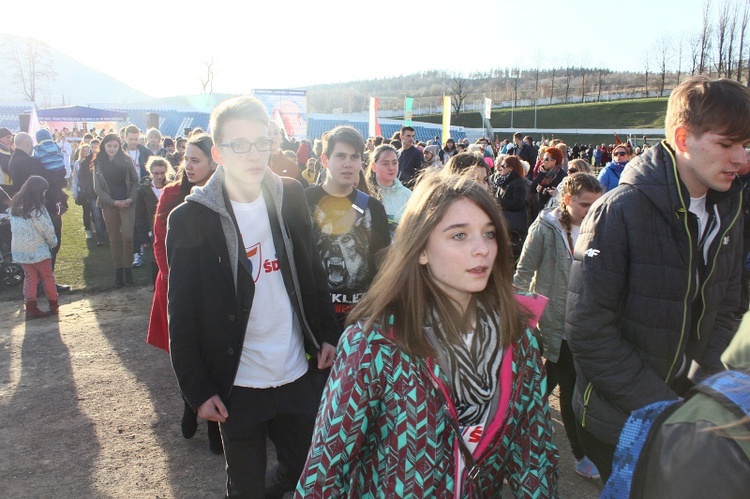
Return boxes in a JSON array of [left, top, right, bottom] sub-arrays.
[[85, 230, 93, 239], [132, 252, 143, 267]]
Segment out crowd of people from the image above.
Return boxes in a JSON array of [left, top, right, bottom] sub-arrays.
[[1, 74, 750, 498]]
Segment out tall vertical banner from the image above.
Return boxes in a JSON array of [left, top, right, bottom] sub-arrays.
[[29, 106, 41, 145], [253, 89, 308, 140], [483, 97, 493, 139], [404, 97, 414, 126], [442, 96, 451, 142], [369, 97, 381, 137]]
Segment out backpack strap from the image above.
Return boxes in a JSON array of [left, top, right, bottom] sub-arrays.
[[601, 399, 681, 499], [693, 370, 750, 430], [351, 189, 369, 223]]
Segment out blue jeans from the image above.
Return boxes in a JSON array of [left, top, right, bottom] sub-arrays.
[[88, 198, 106, 242]]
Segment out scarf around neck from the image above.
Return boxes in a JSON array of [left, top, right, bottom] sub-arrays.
[[424, 300, 504, 426]]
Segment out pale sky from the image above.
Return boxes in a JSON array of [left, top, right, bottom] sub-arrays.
[[4, 0, 708, 98]]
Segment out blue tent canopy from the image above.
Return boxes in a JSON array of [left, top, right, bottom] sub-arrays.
[[36, 105, 128, 122]]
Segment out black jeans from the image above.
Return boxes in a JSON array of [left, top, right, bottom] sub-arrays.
[[576, 424, 616, 483], [545, 340, 585, 460], [220, 371, 319, 499]]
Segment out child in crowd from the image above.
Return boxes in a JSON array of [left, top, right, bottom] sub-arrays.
[[33, 129, 68, 184], [9, 175, 59, 320], [514, 173, 603, 479]]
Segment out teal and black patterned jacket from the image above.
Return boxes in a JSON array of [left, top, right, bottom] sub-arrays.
[[296, 319, 559, 498]]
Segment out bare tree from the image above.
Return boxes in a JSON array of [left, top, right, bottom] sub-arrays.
[[655, 35, 672, 97], [549, 67, 556, 104], [737, 0, 749, 82], [564, 65, 573, 103], [3, 36, 56, 102], [596, 68, 610, 102], [200, 58, 215, 95], [699, 0, 713, 74], [716, 0, 730, 75], [726, 0, 740, 78], [449, 77, 468, 115], [580, 67, 588, 103], [689, 32, 701, 75], [643, 54, 651, 98], [533, 50, 543, 94], [676, 35, 685, 84], [512, 68, 520, 108]]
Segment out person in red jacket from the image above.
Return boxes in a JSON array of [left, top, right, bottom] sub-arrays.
[[145, 133, 221, 453]]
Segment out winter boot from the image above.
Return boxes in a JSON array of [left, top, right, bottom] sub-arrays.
[[115, 268, 124, 288], [181, 400, 198, 439], [25, 300, 52, 321], [48, 299, 59, 314], [207, 420, 223, 455], [123, 268, 134, 286]]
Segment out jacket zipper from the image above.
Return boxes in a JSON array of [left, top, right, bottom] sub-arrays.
[[694, 200, 741, 340], [664, 145, 693, 382], [581, 382, 593, 428]]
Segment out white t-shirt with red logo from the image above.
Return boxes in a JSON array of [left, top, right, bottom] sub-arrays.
[[230, 194, 307, 388]]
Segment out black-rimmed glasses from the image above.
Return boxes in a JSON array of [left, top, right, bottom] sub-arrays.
[[219, 137, 272, 154]]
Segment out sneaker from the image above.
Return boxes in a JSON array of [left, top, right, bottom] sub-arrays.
[[85, 230, 93, 239], [132, 252, 143, 267], [575, 456, 600, 479]]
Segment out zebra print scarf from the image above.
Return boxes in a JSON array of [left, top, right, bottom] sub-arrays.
[[425, 302, 504, 426]]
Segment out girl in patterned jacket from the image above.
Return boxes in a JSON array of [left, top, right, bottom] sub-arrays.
[[297, 170, 559, 498]]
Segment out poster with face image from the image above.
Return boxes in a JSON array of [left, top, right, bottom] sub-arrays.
[[253, 89, 307, 141]]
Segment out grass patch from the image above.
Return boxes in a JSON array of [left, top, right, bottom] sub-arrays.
[[417, 98, 669, 131], [0, 188, 153, 302]]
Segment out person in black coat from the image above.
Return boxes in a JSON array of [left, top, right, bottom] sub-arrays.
[[566, 77, 750, 482], [530, 146, 566, 222], [167, 96, 339, 497], [493, 155, 528, 261]]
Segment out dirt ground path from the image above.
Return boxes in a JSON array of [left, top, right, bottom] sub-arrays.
[[0, 288, 602, 498]]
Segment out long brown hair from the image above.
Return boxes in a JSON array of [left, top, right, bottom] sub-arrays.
[[347, 170, 525, 357], [157, 134, 216, 220], [11, 176, 49, 219]]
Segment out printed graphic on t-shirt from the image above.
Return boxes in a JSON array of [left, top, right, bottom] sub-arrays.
[[310, 194, 375, 320], [311, 196, 373, 293], [245, 242, 281, 283]]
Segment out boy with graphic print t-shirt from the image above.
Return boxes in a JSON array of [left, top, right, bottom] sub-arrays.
[[305, 126, 390, 328]]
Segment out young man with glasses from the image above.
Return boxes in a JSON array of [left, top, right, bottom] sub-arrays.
[[596, 144, 630, 192], [166, 96, 340, 498], [566, 76, 750, 482]]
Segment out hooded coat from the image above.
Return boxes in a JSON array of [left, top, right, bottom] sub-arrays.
[[514, 208, 574, 363], [566, 141, 743, 445], [166, 166, 340, 410]]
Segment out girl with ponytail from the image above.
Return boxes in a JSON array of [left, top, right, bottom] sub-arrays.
[[514, 172, 603, 480]]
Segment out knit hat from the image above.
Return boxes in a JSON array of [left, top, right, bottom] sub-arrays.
[[36, 129, 53, 143], [0, 127, 12, 139]]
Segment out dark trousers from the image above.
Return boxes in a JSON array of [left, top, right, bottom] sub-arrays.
[[220, 371, 318, 499], [576, 424, 616, 483], [50, 215, 62, 270], [545, 340, 585, 459]]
